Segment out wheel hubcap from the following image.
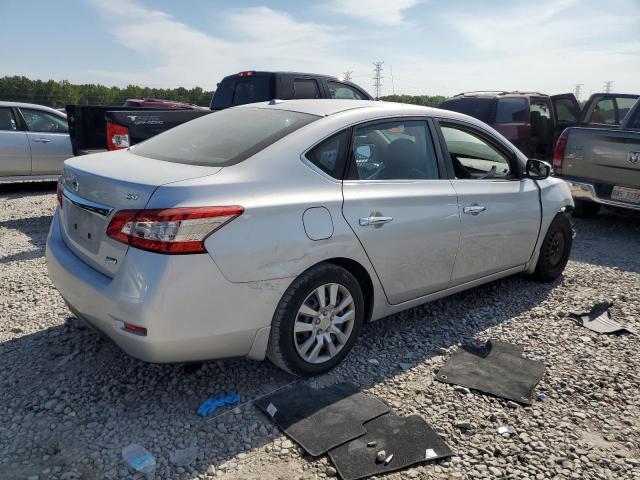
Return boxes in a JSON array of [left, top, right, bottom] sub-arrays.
[[293, 283, 356, 364]]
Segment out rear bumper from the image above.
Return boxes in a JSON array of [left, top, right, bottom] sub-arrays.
[[46, 211, 290, 363], [564, 178, 640, 212]]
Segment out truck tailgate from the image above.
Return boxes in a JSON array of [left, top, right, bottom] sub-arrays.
[[563, 128, 640, 187]]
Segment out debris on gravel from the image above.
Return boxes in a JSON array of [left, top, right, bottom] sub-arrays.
[[0, 186, 639, 480]]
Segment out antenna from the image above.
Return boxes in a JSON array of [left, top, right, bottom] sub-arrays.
[[603, 80, 613, 93], [573, 84, 583, 102], [372, 61, 384, 99], [342, 71, 353, 82]]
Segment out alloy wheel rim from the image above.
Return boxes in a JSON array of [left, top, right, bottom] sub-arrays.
[[293, 283, 356, 364]]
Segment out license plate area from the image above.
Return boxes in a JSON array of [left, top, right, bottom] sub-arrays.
[[611, 185, 640, 205], [65, 203, 104, 254]]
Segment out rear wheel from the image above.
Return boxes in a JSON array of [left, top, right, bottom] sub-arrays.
[[267, 263, 364, 376], [573, 199, 601, 218], [532, 213, 573, 282]]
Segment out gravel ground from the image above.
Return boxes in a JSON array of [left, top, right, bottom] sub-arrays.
[[1, 184, 639, 480]]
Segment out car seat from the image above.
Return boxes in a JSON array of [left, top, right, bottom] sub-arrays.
[[378, 139, 426, 179]]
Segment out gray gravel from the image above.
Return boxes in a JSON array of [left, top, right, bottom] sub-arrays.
[[1, 185, 639, 480]]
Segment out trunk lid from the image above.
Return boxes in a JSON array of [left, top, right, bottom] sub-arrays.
[[60, 150, 220, 276]]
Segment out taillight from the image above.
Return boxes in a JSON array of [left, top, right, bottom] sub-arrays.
[[553, 129, 569, 174], [56, 176, 63, 207], [106, 121, 130, 151], [106, 206, 243, 254]]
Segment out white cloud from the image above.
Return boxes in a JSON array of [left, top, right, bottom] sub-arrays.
[[327, 0, 423, 26]]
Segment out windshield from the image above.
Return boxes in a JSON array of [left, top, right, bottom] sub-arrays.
[[439, 98, 496, 123], [131, 107, 319, 167]]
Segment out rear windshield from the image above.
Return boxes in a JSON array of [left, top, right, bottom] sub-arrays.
[[439, 98, 496, 123], [131, 107, 319, 167], [211, 76, 273, 110]]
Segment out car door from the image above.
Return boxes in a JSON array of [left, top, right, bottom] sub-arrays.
[[18, 107, 73, 175], [341, 118, 461, 304], [0, 107, 31, 176], [551, 94, 580, 138], [435, 119, 541, 285]]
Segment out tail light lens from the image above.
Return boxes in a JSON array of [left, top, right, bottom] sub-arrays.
[[553, 129, 569, 174], [106, 206, 243, 254], [56, 176, 63, 207], [106, 121, 130, 151]]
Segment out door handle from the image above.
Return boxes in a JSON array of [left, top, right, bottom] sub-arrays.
[[359, 216, 393, 226], [32, 137, 51, 143], [463, 204, 486, 215]]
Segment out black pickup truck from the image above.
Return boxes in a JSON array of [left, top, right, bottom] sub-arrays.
[[67, 71, 373, 156]]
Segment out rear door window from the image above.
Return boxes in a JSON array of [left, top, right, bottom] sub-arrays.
[[211, 76, 273, 109], [131, 107, 318, 167], [495, 98, 528, 123], [19, 108, 68, 133], [293, 79, 321, 99], [0, 107, 18, 131], [554, 98, 580, 122], [616, 97, 638, 123]]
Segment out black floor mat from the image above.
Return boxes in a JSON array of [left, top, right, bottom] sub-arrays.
[[436, 340, 545, 405], [255, 382, 390, 456], [328, 413, 452, 480], [569, 302, 636, 334]]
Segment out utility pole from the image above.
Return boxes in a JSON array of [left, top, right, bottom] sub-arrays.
[[342, 71, 353, 82], [372, 61, 384, 99], [573, 83, 583, 102], [604, 80, 613, 93], [390, 66, 395, 95]]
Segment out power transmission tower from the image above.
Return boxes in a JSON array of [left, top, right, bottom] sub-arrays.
[[603, 80, 613, 93], [342, 71, 353, 82], [390, 66, 395, 95], [372, 62, 384, 99], [573, 84, 583, 101]]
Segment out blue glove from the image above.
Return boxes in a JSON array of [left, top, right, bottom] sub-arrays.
[[197, 391, 241, 417]]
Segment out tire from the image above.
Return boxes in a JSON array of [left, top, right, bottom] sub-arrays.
[[267, 263, 364, 376], [532, 213, 573, 282], [573, 199, 601, 218]]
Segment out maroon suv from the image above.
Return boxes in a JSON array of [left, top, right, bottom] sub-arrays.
[[439, 91, 638, 160]]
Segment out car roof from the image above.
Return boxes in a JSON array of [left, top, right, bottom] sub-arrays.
[[241, 99, 479, 123], [0, 101, 67, 116]]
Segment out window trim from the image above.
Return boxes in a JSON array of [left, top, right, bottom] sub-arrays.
[[434, 118, 523, 180]]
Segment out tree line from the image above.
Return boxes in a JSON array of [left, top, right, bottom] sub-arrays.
[[0, 76, 446, 109], [0, 76, 213, 108]]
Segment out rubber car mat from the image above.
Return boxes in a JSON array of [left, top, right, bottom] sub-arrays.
[[436, 340, 545, 405], [569, 302, 636, 335], [255, 382, 390, 456], [327, 413, 452, 480]]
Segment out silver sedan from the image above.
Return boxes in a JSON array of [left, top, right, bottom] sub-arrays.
[[46, 100, 574, 376], [0, 101, 72, 183]]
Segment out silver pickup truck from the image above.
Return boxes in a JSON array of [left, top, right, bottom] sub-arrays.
[[553, 98, 640, 216]]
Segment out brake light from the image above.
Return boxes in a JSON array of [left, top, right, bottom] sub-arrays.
[[106, 206, 243, 254], [106, 121, 130, 151], [553, 129, 569, 174], [56, 176, 63, 207], [238, 71, 255, 77]]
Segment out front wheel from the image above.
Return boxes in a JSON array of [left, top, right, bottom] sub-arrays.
[[267, 264, 364, 376], [532, 213, 573, 282]]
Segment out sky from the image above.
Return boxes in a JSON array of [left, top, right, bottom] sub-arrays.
[[1, 0, 639, 99]]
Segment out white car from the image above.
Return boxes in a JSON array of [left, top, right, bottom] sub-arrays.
[[0, 102, 72, 183], [46, 100, 573, 376]]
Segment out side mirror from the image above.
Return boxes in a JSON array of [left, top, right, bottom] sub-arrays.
[[355, 144, 374, 161], [526, 158, 552, 180]]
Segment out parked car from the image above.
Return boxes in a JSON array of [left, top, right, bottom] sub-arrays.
[[553, 98, 640, 216], [439, 92, 639, 161], [67, 71, 373, 156], [47, 100, 573, 376], [0, 101, 73, 183]]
